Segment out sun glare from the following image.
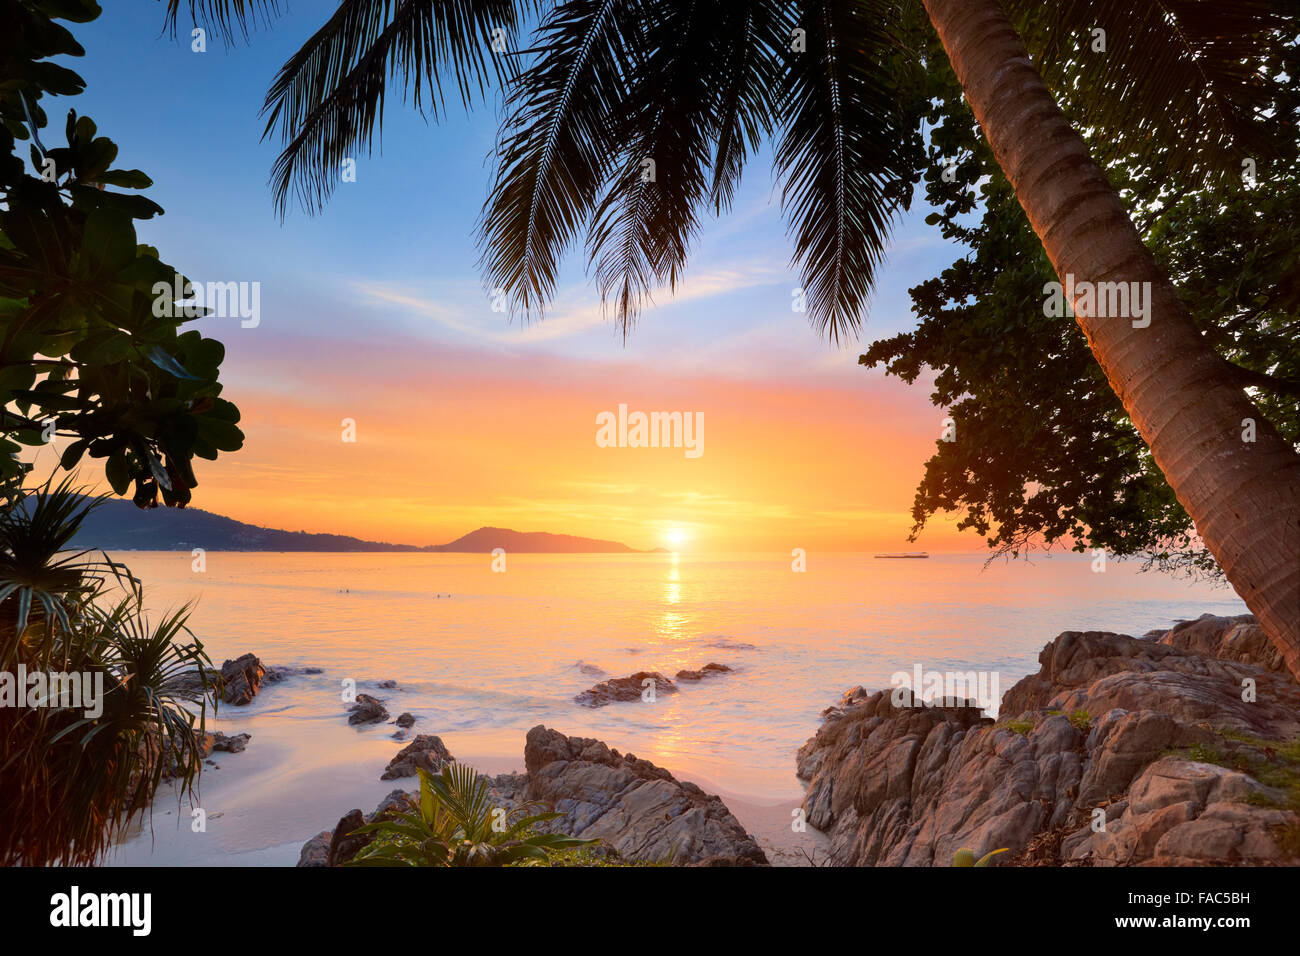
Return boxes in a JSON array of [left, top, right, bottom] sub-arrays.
[[664, 527, 688, 549]]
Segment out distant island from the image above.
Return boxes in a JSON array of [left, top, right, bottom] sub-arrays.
[[65, 497, 645, 553]]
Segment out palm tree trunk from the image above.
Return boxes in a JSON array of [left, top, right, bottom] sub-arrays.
[[921, 0, 1300, 679]]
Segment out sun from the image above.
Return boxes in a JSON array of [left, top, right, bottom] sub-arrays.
[[663, 527, 688, 549]]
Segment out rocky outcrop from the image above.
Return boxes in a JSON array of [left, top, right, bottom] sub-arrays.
[[1155, 613, 1289, 675], [797, 620, 1300, 867], [381, 734, 455, 780], [218, 654, 265, 705], [298, 790, 413, 867], [675, 663, 732, 682], [170, 658, 317, 702], [205, 731, 251, 755], [297, 726, 767, 866], [347, 693, 389, 725], [574, 672, 678, 707], [514, 725, 767, 864]]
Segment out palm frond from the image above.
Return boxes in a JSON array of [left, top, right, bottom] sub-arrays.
[[478, 0, 645, 321], [262, 0, 530, 217], [585, 0, 787, 334], [708, 0, 788, 214], [774, 0, 924, 342], [162, 0, 284, 43]]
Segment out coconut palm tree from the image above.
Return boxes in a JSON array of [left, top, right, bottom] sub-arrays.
[[166, 0, 1299, 678]]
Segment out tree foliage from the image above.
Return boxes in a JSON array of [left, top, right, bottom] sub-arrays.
[[1, 0, 243, 507], [860, 28, 1300, 574]]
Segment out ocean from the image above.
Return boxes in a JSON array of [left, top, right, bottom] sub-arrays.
[[106, 550, 1246, 865]]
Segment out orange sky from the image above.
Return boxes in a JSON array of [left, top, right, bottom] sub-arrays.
[[45, 328, 971, 553]]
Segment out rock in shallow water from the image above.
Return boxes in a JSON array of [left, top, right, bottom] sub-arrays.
[[218, 653, 265, 705], [675, 662, 732, 682], [347, 693, 389, 725], [574, 671, 677, 707]]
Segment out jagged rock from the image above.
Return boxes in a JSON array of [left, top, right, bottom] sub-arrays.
[[395, 712, 416, 728], [209, 731, 251, 754], [1159, 613, 1289, 675], [1064, 758, 1297, 865], [299, 727, 765, 866], [516, 725, 767, 865], [797, 621, 1300, 867], [675, 663, 732, 682], [347, 693, 389, 725], [326, 810, 369, 866], [218, 653, 265, 705], [297, 831, 331, 867], [299, 791, 413, 867], [377, 679, 398, 689], [574, 672, 677, 707], [381, 734, 454, 780]]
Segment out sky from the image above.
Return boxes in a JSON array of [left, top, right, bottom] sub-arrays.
[[29, 2, 978, 552]]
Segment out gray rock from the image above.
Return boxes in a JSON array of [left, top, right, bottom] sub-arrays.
[[298, 791, 414, 867], [675, 662, 733, 682], [381, 734, 454, 780], [209, 731, 251, 754], [347, 693, 389, 725], [218, 653, 265, 705], [518, 725, 767, 865], [796, 620, 1300, 867], [299, 729, 765, 867], [1159, 613, 1288, 674], [574, 671, 677, 707], [394, 712, 416, 728]]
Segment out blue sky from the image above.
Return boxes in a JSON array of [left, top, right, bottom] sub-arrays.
[[34, 3, 980, 549], [70, 3, 959, 385]]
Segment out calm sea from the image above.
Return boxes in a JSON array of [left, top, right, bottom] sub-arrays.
[[108, 550, 1245, 864]]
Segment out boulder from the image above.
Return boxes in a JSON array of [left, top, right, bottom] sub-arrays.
[[299, 791, 413, 867], [208, 731, 251, 754], [347, 693, 389, 725], [218, 654, 265, 705], [394, 712, 416, 728], [381, 734, 455, 780], [300, 727, 767, 867], [1064, 758, 1298, 865], [574, 671, 677, 707], [516, 725, 767, 865], [675, 663, 733, 682], [797, 620, 1300, 867], [1158, 613, 1289, 674]]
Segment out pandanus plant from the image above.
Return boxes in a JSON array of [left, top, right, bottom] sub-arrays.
[[0, 478, 213, 866]]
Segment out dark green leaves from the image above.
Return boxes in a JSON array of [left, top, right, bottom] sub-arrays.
[[1, 5, 242, 505]]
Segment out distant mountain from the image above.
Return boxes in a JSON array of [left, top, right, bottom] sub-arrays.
[[427, 526, 637, 554], [62, 497, 643, 553]]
